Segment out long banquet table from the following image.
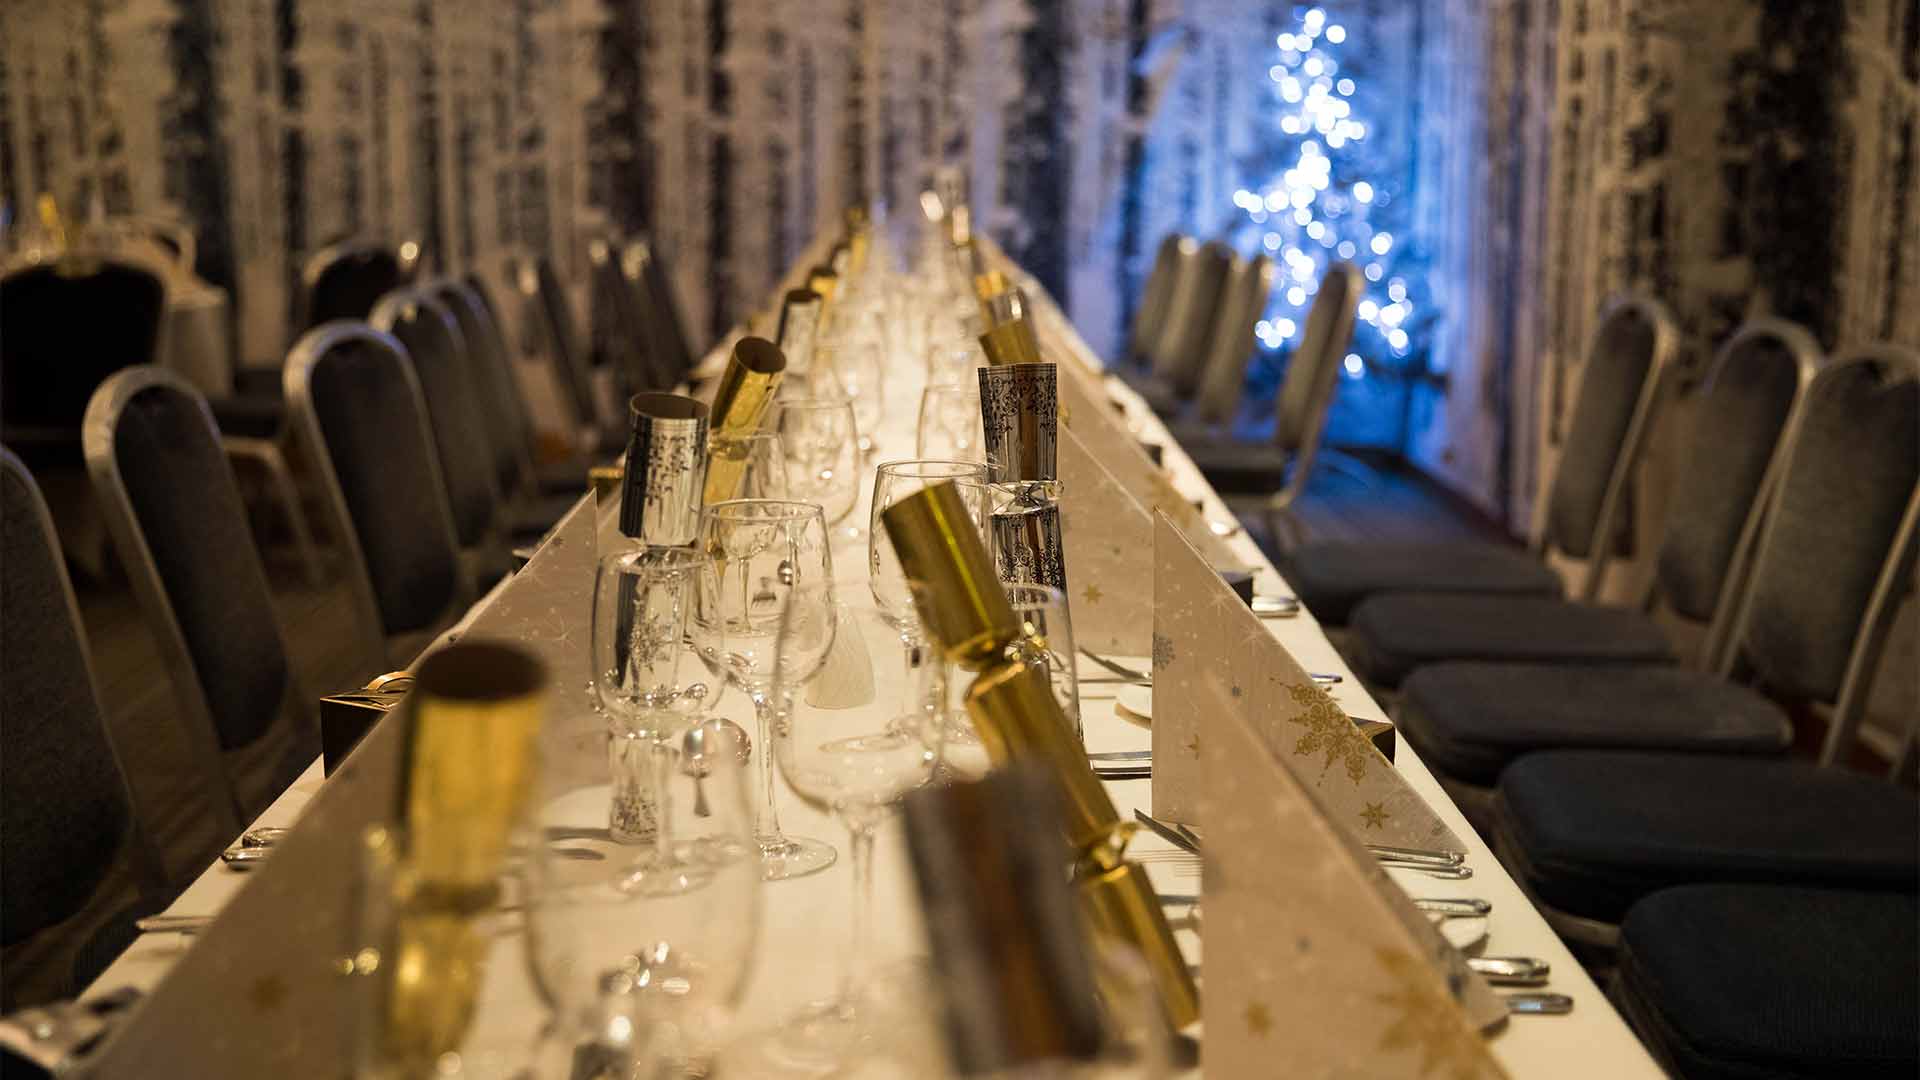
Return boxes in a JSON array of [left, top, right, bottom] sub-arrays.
[[87, 252, 1665, 1078]]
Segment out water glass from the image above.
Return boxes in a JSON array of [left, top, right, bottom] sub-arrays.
[[705, 431, 789, 501], [1001, 582, 1083, 741], [924, 342, 980, 388], [811, 341, 885, 455]]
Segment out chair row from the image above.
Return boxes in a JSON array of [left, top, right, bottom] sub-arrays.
[[1287, 305, 1916, 1076]]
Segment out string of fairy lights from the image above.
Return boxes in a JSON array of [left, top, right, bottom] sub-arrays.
[[1231, 6, 1417, 381]]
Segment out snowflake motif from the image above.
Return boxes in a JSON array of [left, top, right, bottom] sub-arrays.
[[1372, 947, 1498, 1080], [1282, 681, 1371, 783], [1151, 632, 1176, 670], [1359, 801, 1390, 830]]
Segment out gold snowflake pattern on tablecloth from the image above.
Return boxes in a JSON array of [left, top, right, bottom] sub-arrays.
[[1372, 947, 1496, 1080], [1282, 681, 1371, 784]]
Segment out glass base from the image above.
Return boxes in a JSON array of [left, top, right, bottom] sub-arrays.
[[613, 852, 715, 897], [758, 835, 837, 881]]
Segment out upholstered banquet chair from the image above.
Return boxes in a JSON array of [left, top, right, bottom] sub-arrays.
[[1122, 234, 1188, 372], [1343, 316, 1822, 688], [519, 254, 611, 449], [370, 288, 505, 566], [1, 448, 167, 1007], [630, 235, 699, 385], [1385, 320, 1825, 822], [284, 323, 475, 669], [1181, 261, 1363, 528], [294, 239, 415, 332], [83, 368, 318, 828], [1184, 252, 1279, 430], [1488, 345, 1919, 950], [1278, 293, 1676, 625], [1611, 883, 1918, 1078], [588, 236, 667, 398], [1124, 239, 1234, 416]]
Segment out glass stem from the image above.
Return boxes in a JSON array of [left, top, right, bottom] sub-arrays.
[[840, 819, 877, 1008], [650, 736, 676, 864], [750, 691, 784, 848]]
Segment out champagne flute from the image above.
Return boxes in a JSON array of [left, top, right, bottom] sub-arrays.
[[915, 383, 984, 462], [689, 499, 838, 881], [589, 545, 713, 895], [775, 398, 862, 536], [768, 590, 941, 1067], [522, 718, 762, 1076]]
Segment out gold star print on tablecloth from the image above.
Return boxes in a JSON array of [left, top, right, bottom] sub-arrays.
[[1083, 582, 1104, 604], [1245, 1002, 1274, 1037], [1360, 801, 1391, 830], [247, 973, 288, 1013], [1374, 947, 1498, 1080], [1282, 682, 1372, 783], [1185, 732, 1201, 757]]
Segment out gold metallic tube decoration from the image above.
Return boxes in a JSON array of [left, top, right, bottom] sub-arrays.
[[1077, 859, 1202, 1028], [881, 481, 1199, 1029], [880, 482, 1022, 670], [399, 641, 549, 891], [974, 269, 1010, 308], [807, 265, 839, 303], [979, 318, 1045, 366], [703, 337, 788, 504]]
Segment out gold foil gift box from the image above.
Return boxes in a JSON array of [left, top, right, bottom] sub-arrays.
[[880, 482, 1199, 1028]]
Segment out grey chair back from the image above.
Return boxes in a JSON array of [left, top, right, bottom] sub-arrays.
[[297, 240, 405, 331], [1534, 295, 1679, 600], [1192, 254, 1277, 425], [1148, 240, 1233, 391], [1720, 346, 1919, 763], [1263, 261, 1361, 512], [425, 278, 536, 498], [1126, 234, 1186, 370], [523, 256, 601, 432], [284, 322, 472, 666], [1, 447, 162, 951], [588, 237, 663, 396], [634, 237, 697, 380], [1641, 320, 1823, 665], [371, 288, 500, 547], [82, 368, 316, 826], [1, 256, 167, 439]]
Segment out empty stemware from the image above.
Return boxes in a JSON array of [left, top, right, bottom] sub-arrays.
[[775, 398, 862, 536]]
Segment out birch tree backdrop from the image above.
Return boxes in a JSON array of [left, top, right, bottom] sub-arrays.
[[2, 0, 1915, 523]]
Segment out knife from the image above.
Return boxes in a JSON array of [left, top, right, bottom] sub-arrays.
[[1093, 765, 1151, 780], [1088, 750, 1153, 761], [1365, 843, 1466, 867], [1413, 897, 1491, 917], [1466, 956, 1551, 986], [1133, 809, 1202, 856], [1078, 649, 1152, 684], [1501, 992, 1574, 1015]]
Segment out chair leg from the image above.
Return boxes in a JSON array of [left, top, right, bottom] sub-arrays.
[[223, 437, 325, 586], [1316, 448, 1380, 489]]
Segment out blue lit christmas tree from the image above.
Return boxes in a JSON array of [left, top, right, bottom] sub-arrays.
[[1229, 6, 1425, 414]]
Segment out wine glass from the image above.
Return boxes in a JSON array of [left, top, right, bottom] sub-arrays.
[[916, 383, 984, 462], [923, 341, 979, 388], [589, 545, 712, 895], [767, 590, 942, 1067], [706, 431, 790, 501], [775, 398, 862, 535], [811, 340, 885, 457], [868, 461, 991, 724], [1001, 582, 1083, 741], [689, 499, 838, 881], [522, 717, 762, 1076]]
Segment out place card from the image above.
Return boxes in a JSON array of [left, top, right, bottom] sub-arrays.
[[1058, 426, 1154, 655], [1151, 514, 1465, 853], [1198, 684, 1511, 1076], [1052, 361, 1242, 570]]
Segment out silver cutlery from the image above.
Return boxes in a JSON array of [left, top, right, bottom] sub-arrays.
[[1133, 810, 1202, 856], [1078, 649, 1152, 684], [1466, 956, 1551, 986], [1089, 750, 1153, 761], [1094, 765, 1151, 780], [240, 827, 287, 848], [1156, 893, 1201, 906], [1252, 595, 1301, 618], [1365, 843, 1465, 867], [1380, 860, 1474, 880], [1501, 992, 1574, 1015], [219, 847, 269, 869], [1412, 897, 1491, 918], [1207, 519, 1243, 539], [135, 915, 212, 935]]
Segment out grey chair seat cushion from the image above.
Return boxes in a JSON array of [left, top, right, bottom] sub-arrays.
[[1118, 371, 1185, 417], [1616, 885, 1918, 1079], [1495, 751, 1920, 923], [1179, 439, 1294, 495], [1281, 541, 1561, 625], [1346, 593, 1675, 686], [1398, 663, 1791, 785]]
